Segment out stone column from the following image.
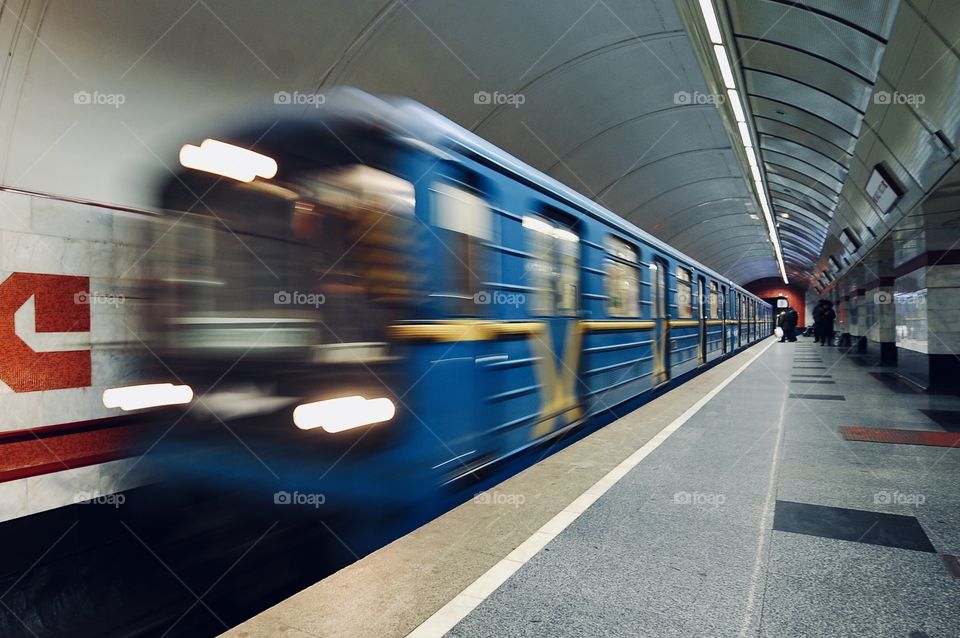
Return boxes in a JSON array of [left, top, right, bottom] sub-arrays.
[[892, 226, 960, 391], [862, 247, 897, 365], [845, 265, 868, 352]]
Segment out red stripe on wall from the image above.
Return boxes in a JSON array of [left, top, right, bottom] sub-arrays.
[[0, 417, 151, 483]]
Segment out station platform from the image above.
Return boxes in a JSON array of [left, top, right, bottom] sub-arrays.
[[225, 337, 960, 638]]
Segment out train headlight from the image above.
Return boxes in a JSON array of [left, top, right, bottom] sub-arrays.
[[293, 396, 396, 433], [179, 139, 277, 182], [103, 383, 194, 411]]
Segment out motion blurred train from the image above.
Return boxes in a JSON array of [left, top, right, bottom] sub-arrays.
[[125, 89, 772, 505]]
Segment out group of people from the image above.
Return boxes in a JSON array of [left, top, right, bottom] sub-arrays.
[[776, 299, 836, 345], [776, 306, 799, 342]]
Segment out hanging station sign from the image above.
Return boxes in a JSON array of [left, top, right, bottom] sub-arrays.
[[865, 164, 903, 214]]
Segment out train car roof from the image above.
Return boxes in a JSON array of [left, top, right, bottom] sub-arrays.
[[385, 96, 754, 295]]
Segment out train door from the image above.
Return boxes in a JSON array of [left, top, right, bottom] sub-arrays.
[[697, 276, 707, 364], [737, 292, 744, 347], [652, 257, 669, 386], [424, 170, 494, 475], [729, 288, 736, 349], [753, 300, 758, 340], [730, 292, 743, 348], [720, 284, 728, 353], [523, 209, 582, 441]]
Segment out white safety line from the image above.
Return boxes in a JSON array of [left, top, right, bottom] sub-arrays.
[[738, 375, 786, 638], [406, 338, 777, 638]]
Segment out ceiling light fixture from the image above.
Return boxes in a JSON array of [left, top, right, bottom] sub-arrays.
[[697, 0, 787, 284]]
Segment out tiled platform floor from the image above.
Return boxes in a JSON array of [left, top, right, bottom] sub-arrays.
[[446, 337, 960, 638]]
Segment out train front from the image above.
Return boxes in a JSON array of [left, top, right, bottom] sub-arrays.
[[131, 110, 430, 507]]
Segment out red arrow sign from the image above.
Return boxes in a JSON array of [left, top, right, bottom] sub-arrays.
[[0, 272, 91, 392]]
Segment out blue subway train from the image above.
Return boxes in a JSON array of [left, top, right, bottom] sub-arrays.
[[135, 89, 772, 505]]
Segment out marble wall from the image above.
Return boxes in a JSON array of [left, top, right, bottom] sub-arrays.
[[0, 189, 156, 521]]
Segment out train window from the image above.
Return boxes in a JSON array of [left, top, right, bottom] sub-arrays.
[[675, 267, 693, 319], [709, 282, 719, 319], [605, 235, 639, 317], [432, 182, 492, 239], [160, 164, 417, 347], [430, 181, 492, 315], [524, 215, 579, 316]]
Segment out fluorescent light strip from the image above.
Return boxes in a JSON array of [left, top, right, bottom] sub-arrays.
[[727, 89, 745, 122], [713, 45, 736, 89], [738, 121, 753, 148], [697, 0, 787, 284], [699, 0, 723, 44]]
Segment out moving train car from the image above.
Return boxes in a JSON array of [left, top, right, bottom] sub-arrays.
[[130, 89, 772, 505]]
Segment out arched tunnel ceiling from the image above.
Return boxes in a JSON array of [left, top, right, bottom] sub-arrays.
[[724, 0, 901, 284], [0, 0, 924, 282], [0, 0, 781, 284]]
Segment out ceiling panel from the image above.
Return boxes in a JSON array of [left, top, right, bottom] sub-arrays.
[[729, 0, 887, 80], [726, 0, 900, 284]]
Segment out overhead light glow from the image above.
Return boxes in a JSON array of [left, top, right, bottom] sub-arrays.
[[713, 45, 736, 89], [698, 0, 723, 44], [103, 383, 193, 411], [293, 395, 396, 433], [179, 139, 278, 183]]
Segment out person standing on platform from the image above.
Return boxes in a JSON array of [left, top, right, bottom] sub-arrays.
[[817, 300, 836, 346], [784, 306, 799, 342], [812, 299, 827, 344]]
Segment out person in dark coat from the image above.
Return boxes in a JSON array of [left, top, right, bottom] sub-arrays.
[[783, 306, 798, 342], [812, 299, 827, 344], [814, 300, 836, 346]]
